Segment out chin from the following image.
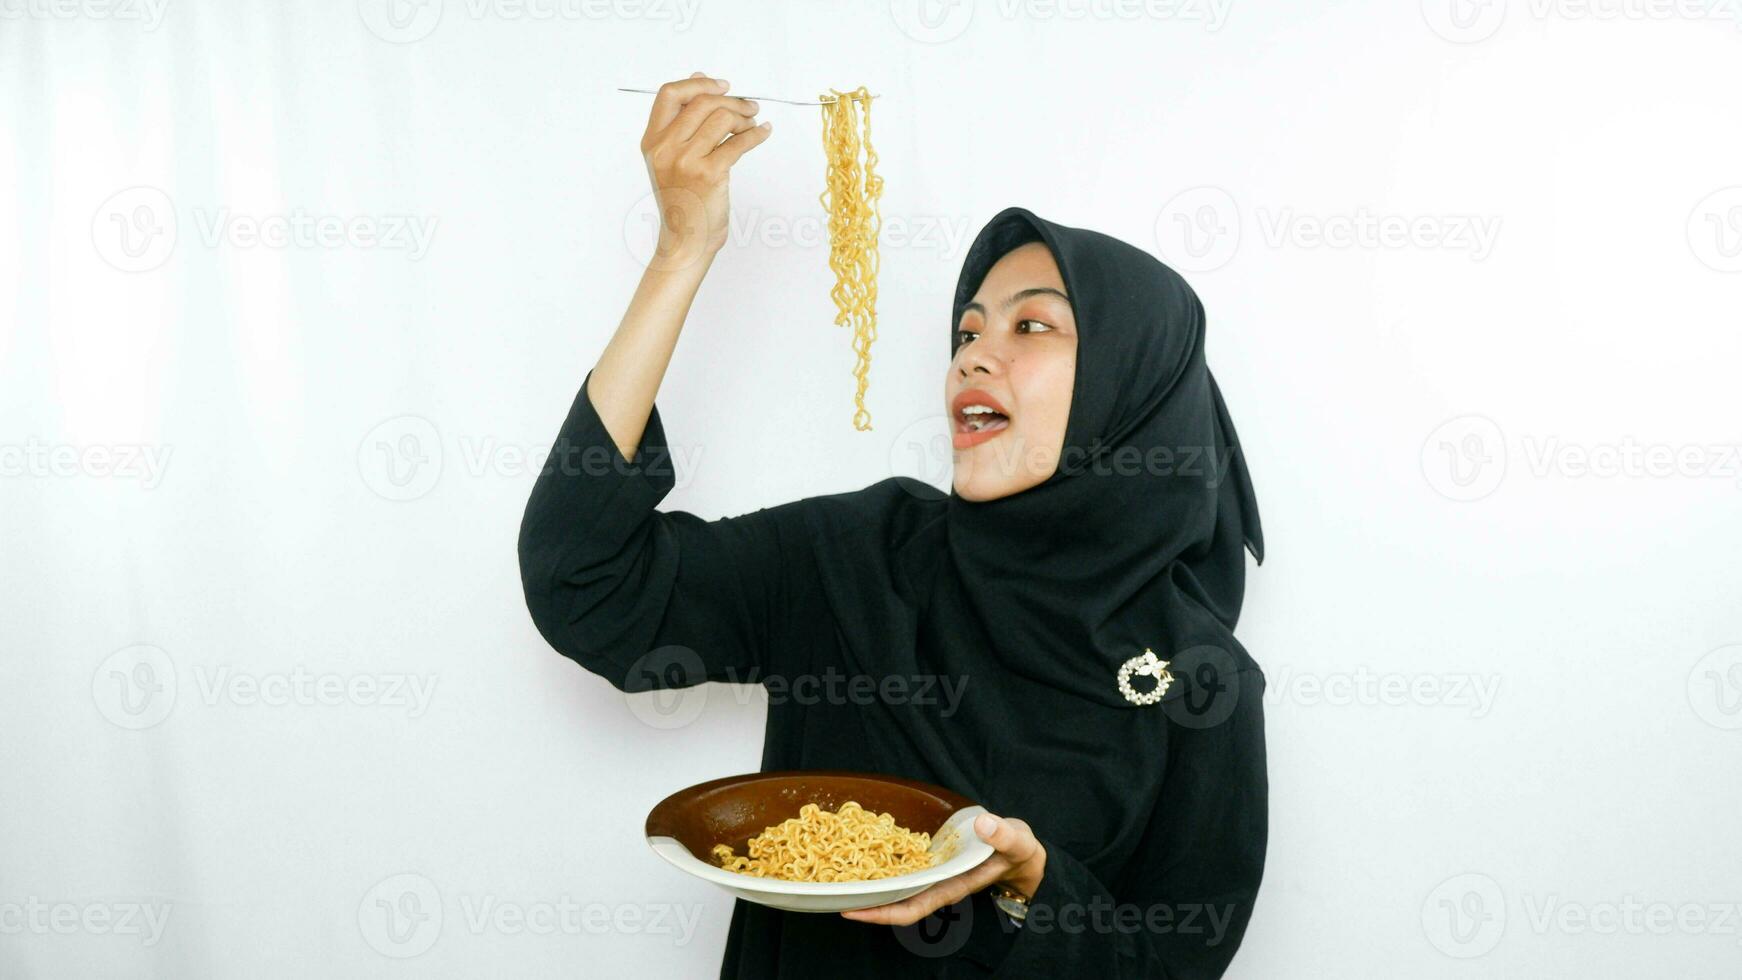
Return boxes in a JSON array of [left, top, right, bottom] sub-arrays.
[[952, 478, 989, 501], [951, 410, 1056, 499], [952, 475, 1037, 501]]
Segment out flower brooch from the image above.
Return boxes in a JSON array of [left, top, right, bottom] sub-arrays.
[[1117, 648, 1174, 706]]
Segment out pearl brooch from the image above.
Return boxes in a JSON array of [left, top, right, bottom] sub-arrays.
[[1117, 648, 1174, 706]]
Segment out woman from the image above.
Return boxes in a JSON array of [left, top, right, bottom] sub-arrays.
[[519, 73, 1268, 978]]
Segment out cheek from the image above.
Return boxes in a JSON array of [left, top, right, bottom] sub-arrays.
[[1015, 354, 1076, 446]]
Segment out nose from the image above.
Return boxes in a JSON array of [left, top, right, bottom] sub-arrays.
[[956, 330, 1010, 378]]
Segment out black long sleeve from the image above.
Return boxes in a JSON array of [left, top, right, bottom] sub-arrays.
[[517, 370, 825, 692], [516, 372, 1269, 979]]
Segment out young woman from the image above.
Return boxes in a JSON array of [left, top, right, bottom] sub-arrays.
[[519, 73, 1268, 978]]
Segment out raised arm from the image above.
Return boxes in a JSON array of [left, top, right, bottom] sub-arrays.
[[517, 369, 821, 691], [518, 72, 799, 692], [589, 71, 769, 459]]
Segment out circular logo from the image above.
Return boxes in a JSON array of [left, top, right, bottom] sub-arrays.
[[1420, 0, 1506, 43], [358, 415, 443, 502], [1153, 186, 1241, 273], [891, 894, 975, 958], [1420, 414, 1506, 502], [92, 644, 178, 730], [92, 186, 177, 273], [357, 0, 443, 43], [1687, 186, 1742, 274], [1421, 872, 1505, 958], [886, 413, 955, 497], [623, 645, 710, 730], [1687, 644, 1742, 731], [359, 872, 443, 957], [1159, 644, 1242, 730], [889, 0, 975, 43], [622, 186, 716, 274]]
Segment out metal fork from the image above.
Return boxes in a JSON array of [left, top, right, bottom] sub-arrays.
[[616, 86, 878, 106]]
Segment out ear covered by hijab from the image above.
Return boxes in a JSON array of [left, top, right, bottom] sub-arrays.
[[942, 206, 1265, 708]]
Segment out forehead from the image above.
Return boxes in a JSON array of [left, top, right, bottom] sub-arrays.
[[971, 241, 1064, 297]]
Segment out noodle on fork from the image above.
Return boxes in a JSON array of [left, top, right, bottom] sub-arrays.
[[818, 87, 883, 432]]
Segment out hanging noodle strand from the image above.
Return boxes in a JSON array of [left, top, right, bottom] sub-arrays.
[[818, 87, 883, 431]]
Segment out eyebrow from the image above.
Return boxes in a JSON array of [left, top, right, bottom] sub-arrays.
[[959, 286, 1072, 320]]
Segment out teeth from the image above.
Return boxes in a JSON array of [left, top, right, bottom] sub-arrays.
[[958, 402, 1009, 434]]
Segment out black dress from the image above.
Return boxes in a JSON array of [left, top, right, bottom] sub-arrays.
[[518, 374, 1269, 979]]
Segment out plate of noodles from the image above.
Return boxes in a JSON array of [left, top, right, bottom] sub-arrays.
[[644, 770, 995, 913]]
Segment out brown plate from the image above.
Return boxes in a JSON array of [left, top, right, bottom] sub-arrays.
[[645, 769, 977, 859], [642, 769, 994, 912]]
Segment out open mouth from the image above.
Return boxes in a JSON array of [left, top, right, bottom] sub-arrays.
[[951, 390, 1012, 449], [958, 405, 1010, 434]]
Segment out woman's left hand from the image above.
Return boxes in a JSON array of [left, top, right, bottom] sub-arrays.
[[840, 812, 1046, 926]]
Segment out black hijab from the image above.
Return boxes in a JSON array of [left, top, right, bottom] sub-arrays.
[[799, 204, 1263, 872], [942, 206, 1264, 707]]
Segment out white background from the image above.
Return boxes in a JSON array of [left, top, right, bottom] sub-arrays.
[[3, 1, 1741, 976]]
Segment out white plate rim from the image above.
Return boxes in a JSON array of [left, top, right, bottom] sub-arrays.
[[646, 804, 994, 896]]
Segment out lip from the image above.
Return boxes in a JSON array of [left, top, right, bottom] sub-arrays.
[[950, 389, 1012, 451]]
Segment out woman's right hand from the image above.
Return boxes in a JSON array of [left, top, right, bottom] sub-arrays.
[[640, 71, 769, 271]]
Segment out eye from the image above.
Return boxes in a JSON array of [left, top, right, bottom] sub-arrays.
[[1015, 319, 1053, 334], [953, 328, 979, 350]]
